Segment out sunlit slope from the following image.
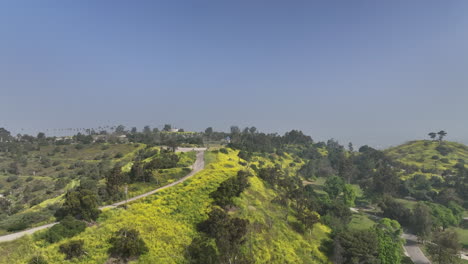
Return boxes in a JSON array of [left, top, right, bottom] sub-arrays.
[[0, 150, 240, 263], [234, 176, 330, 263], [385, 140, 468, 172], [0, 149, 330, 263]]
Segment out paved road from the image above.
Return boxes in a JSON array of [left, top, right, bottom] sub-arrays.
[[0, 149, 205, 243], [351, 208, 431, 264], [402, 233, 431, 264], [101, 149, 205, 209]]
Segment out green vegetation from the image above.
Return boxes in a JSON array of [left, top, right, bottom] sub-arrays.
[[1, 126, 467, 263], [108, 228, 148, 260], [385, 140, 468, 175]]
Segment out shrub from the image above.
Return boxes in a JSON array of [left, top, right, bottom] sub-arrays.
[[210, 170, 250, 207], [28, 255, 47, 264], [219, 148, 228, 154], [6, 175, 18, 182], [108, 228, 148, 259], [59, 240, 85, 259], [114, 152, 124, 158], [43, 215, 86, 243], [436, 145, 452, 156], [75, 144, 84, 150], [26, 176, 34, 182]]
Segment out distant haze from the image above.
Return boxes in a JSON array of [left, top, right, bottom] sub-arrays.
[[1, 1, 468, 148]]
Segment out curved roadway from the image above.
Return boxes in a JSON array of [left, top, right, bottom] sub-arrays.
[[0, 149, 205, 243]]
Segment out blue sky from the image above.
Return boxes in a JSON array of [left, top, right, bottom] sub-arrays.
[[1, 1, 468, 148]]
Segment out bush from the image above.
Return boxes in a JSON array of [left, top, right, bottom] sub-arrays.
[[28, 255, 47, 264], [6, 175, 18, 182], [108, 228, 148, 259], [219, 148, 228, 154], [436, 145, 452, 156], [59, 240, 85, 259], [75, 144, 84, 150], [43, 215, 86, 243], [26, 176, 34, 182], [2, 211, 51, 232], [114, 152, 124, 158], [210, 170, 250, 208]]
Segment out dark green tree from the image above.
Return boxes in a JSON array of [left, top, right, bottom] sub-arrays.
[[333, 229, 379, 264], [108, 228, 148, 260], [59, 240, 86, 260], [412, 203, 432, 242], [197, 207, 249, 263], [437, 130, 447, 142], [427, 230, 461, 264], [56, 188, 100, 221], [324, 176, 344, 199]]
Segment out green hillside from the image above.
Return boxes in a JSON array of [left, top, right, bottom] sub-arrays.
[[0, 149, 331, 264], [385, 140, 468, 178]]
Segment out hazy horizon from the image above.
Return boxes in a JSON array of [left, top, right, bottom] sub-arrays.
[[2, 1, 468, 148]]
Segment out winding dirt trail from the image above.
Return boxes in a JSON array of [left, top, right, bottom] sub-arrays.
[[0, 149, 205, 243]]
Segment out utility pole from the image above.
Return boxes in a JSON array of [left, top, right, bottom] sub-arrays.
[[124, 184, 128, 208]]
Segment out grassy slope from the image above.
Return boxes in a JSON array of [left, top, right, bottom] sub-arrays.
[[0, 143, 143, 234], [0, 149, 331, 264], [386, 140, 468, 249], [385, 140, 468, 178], [235, 176, 330, 263]]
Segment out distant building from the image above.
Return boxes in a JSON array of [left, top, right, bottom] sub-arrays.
[[169, 128, 180, 133], [55, 136, 73, 142]]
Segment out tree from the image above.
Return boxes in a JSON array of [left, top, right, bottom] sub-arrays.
[[59, 240, 86, 260], [412, 203, 432, 242], [115, 125, 126, 134], [186, 236, 218, 264], [427, 230, 461, 264], [324, 176, 344, 199], [205, 127, 213, 134], [297, 208, 320, 232], [108, 228, 148, 260], [56, 188, 100, 221], [143, 125, 151, 134], [237, 150, 252, 163], [343, 184, 357, 207], [437, 130, 447, 142], [37, 132, 46, 140], [197, 207, 249, 263], [374, 218, 403, 264], [230, 126, 240, 135], [0, 197, 11, 215], [428, 132, 437, 140], [379, 196, 413, 227], [210, 170, 250, 208], [106, 165, 128, 200], [333, 229, 380, 264], [28, 255, 48, 264], [0, 128, 12, 142], [163, 124, 172, 131]]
